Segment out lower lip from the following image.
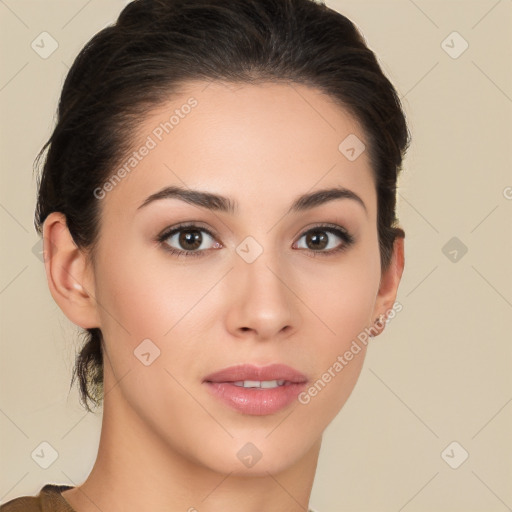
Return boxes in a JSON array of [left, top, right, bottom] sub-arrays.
[[204, 381, 307, 415]]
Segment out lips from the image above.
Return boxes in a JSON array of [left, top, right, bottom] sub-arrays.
[[203, 364, 308, 415], [203, 363, 308, 384]]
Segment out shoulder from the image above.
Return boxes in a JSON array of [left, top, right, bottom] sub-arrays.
[[0, 484, 75, 512], [0, 495, 41, 512]]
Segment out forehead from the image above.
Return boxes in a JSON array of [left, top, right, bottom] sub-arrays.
[[101, 80, 375, 221]]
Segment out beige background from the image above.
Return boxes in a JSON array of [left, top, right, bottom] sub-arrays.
[[1, 1, 511, 510]]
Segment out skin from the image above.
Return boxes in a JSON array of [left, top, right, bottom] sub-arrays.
[[43, 81, 404, 512]]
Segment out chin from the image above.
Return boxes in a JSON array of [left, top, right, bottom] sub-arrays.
[[190, 431, 317, 477]]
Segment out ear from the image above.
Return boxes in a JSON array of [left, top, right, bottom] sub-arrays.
[[42, 212, 100, 329], [370, 236, 405, 337]]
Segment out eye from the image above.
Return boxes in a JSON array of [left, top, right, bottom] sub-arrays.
[[156, 222, 354, 259], [293, 224, 354, 256], [157, 223, 221, 258]]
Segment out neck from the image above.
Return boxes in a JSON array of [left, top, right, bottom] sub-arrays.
[[62, 381, 321, 512]]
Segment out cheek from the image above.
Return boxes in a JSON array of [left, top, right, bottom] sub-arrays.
[[295, 269, 375, 423], [303, 247, 380, 346], [92, 242, 209, 418], [94, 236, 200, 340], [92, 238, 219, 395], [296, 241, 380, 408]]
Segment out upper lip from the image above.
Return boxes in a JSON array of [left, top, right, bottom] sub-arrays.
[[203, 364, 308, 384]]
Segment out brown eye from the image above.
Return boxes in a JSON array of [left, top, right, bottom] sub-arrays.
[[304, 230, 329, 250], [294, 225, 354, 255], [177, 229, 203, 250], [159, 225, 220, 256]]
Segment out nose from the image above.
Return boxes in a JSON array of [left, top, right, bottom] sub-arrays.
[[223, 249, 302, 341]]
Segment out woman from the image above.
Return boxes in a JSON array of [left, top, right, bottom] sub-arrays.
[[1, 0, 409, 510]]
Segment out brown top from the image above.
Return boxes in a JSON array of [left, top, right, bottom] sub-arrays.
[[1, 484, 319, 511], [0, 485, 76, 512]]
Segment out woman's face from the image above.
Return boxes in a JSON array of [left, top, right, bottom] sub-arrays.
[[78, 81, 398, 474]]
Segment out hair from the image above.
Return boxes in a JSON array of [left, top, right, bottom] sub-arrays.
[[34, 0, 410, 412]]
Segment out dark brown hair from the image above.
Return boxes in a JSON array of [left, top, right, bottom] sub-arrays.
[[34, 0, 410, 411]]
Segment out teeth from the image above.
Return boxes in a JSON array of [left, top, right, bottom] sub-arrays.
[[261, 379, 286, 388], [233, 380, 286, 388]]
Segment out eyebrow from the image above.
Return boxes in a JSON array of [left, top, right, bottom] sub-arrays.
[[137, 184, 367, 216]]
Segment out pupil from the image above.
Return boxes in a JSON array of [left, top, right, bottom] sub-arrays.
[[308, 231, 327, 250], [179, 230, 202, 250]]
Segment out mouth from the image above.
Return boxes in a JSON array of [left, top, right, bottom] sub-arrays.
[[232, 379, 288, 388], [203, 364, 308, 415]]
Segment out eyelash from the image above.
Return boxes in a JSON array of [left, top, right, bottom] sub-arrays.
[[156, 222, 355, 259]]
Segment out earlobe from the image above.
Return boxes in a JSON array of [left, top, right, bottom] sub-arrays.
[[42, 212, 100, 329], [370, 236, 405, 337]]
